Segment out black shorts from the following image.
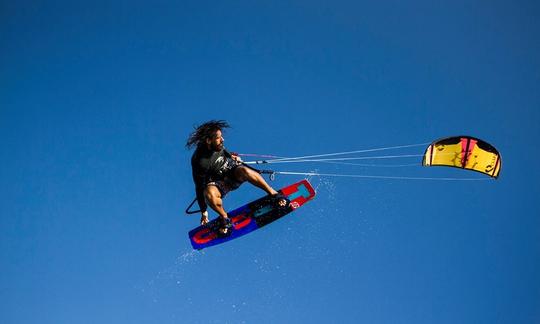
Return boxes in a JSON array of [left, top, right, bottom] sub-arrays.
[[206, 168, 243, 197]]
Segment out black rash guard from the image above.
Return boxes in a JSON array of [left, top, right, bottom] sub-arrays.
[[191, 145, 238, 213]]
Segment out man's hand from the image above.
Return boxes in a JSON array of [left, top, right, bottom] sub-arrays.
[[200, 211, 209, 225], [231, 153, 243, 163]]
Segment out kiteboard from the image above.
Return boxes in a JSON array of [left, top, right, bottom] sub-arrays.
[[188, 179, 316, 250]]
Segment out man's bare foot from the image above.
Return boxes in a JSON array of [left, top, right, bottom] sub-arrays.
[[218, 217, 232, 234], [270, 192, 288, 208]]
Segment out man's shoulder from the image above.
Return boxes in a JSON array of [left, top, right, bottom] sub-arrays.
[[191, 146, 212, 165], [192, 146, 207, 157], [191, 147, 202, 165]]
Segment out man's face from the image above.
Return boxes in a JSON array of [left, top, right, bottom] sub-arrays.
[[207, 129, 224, 151]]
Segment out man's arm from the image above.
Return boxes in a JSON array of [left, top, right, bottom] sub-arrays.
[[193, 171, 210, 225], [191, 155, 208, 213], [195, 183, 207, 213], [224, 149, 242, 163]]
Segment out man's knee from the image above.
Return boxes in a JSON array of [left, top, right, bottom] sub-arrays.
[[204, 186, 221, 202]]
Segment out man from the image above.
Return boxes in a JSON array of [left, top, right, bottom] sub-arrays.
[[186, 120, 279, 234]]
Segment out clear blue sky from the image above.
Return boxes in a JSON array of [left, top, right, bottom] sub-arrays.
[[2, 1, 539, 323]]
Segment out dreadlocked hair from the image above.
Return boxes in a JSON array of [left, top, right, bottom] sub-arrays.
[[186, 120, 231, 149]]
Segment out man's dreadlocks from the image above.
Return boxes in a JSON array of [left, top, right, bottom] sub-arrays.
[[186, 120, 231, 149]]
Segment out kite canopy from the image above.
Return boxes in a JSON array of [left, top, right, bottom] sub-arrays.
[[422, 136, 501, 178]]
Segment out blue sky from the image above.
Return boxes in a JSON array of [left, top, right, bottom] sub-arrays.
[[2, 1, 539, 323]]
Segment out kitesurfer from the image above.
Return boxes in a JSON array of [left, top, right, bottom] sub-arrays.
[[186, 120, 279, 234]]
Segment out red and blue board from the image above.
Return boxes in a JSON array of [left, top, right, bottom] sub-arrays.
[[188, 179, 316, 250]]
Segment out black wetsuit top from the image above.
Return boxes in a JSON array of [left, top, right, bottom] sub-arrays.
[[191, 145, 238, 213]]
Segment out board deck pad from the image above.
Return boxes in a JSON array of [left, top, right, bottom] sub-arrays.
[[188, 179, 316, 250]]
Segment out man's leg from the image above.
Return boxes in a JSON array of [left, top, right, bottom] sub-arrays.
[[204, 185, 233, 234], [234, 166, 278, 195], [204, 185, 229, 220]]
